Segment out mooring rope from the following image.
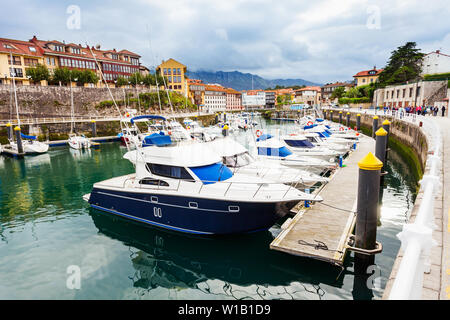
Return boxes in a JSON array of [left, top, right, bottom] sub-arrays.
[[297, 239, 343, 254]]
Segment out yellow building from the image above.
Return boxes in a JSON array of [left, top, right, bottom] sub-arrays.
[[0, 37, 45, 85], [353, 66, 383, 87], [156, 58, 187, 94]]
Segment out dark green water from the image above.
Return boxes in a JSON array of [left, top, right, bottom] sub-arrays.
[[0, 128, 417, 299]]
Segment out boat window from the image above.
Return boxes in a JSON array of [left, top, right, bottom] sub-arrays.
[[139, 178, 169, 187], [223, 152, 253, 168], [147, 164, 194, 180], [190, 162, 233, 184], [284, 139, 315, 148], [258, 146, 293, 157]]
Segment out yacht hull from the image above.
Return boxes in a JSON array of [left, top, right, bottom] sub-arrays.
[[88, 187, 297, 235]]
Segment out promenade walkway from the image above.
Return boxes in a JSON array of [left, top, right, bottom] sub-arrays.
[[339, 107, 449, 299]]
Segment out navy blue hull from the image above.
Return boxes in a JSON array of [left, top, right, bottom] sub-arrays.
[[88, 187, 298, 235]]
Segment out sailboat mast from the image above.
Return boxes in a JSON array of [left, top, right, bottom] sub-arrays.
[[70, 75, 74, 134], [10, 51, 20, 127]]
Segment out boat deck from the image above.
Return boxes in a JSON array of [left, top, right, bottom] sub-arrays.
[[270, 135, 375, 266]]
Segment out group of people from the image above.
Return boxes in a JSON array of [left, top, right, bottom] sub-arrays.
[[383, 105, 447, 117]]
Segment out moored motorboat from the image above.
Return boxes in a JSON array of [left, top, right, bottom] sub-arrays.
[[85, 118, 322, 235]]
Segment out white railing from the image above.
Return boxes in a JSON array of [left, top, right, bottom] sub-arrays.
[[388, 118, 441, 299]]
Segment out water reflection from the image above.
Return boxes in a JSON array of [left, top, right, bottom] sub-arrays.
[[90, 209, 344, 299]]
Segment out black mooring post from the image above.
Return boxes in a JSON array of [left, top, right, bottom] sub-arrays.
[[6, 123, 13, 140], [222, 124, 229, 137], [382, 119, 391, 157], [339, 111, 342, 124], [346, 112, 350, 127], [14, 126, 24, 154], [355, 152, 383, 263], [356, 113, 361, 130], [372, 116, 379, 138], [375, 127, 388, 170], [91, 120, 97, 137], [330, 110, 333, 121]]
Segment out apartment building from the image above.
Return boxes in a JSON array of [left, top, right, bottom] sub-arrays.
[[0, 37, 45, 85], [187, 79, 205, 109], [225, 88, 242, 111], [293, 86, 322, 105], [265, 91, 276, 108], [0, 35, 143, 87], [156, 58, 187, 94], [321, 82, 354, 103], [353, 66, 383, 87], [204, 84, 227, 113], [421, 50, 450, 75]]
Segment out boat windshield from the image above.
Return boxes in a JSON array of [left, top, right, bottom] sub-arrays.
[[223, 152, 254, 168], [190, 162, 233, 184]]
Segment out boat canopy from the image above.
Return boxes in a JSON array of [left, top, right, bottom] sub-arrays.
[[190, 162, 233, 184], [205, 137, 247, 157], [142, 133, 172, 147], [316, 118, 324, 122], [256, 134, 273, 142], [21, 133, 37, 140], [257, 146, 293, 157], [303, 124, 318, 130], [130, 115, 167, 124]]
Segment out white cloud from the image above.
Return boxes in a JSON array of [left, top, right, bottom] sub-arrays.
[[1, 0, 449, 83]]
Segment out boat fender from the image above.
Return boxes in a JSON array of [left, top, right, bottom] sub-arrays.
[[339, 127, 344, 131]]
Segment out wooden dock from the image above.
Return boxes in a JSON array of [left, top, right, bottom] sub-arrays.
[[270, 135, 375, 266]]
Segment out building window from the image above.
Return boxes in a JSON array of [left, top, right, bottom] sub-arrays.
[[72, 47, 81, 54], [4, 44, 13, 49], [8, 55, 21, 66], [10, 67, 23, 78], [402, 89, 406, 98], [29, 46, 36, 52], [112, 54, 118, 60], [416, 87, 421, 97], [131, 57, 139, 66], [54, 45, 64, 52], [409, 88, 413, 97], [163, 68, 167, 75], [168, 76, 172, 83], [24, 58, 38, 67]]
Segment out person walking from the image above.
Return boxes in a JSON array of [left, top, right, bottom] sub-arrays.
[[442, 105, 446, 117], [434, 106, 439, 116]]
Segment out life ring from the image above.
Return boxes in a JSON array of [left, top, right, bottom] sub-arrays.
[[307, 121, 313, 126], [256, 130, 262, 137], [289, 133, 297, 136], [339, 127, 344, 131]]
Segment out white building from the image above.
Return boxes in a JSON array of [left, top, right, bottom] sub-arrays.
[[204, 84, 226, 113], [242, 90, 266, 109], [421, 50, 450, 75]]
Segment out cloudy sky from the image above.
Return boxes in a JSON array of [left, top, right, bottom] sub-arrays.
[[2, 0, 449, 83]]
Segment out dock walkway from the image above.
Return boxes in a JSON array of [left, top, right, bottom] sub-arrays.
[[270, 135, 375, 266]]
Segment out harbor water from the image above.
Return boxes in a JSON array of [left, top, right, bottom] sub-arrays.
[[0, 120, 418, 300]]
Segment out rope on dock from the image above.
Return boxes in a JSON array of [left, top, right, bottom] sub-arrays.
[[297, 239, 343, 254]]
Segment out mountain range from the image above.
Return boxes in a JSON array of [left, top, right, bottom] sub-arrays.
[[186, 70, 321, 91]]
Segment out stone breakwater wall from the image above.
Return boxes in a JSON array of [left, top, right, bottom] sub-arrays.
[[0, 84, 155, 119]]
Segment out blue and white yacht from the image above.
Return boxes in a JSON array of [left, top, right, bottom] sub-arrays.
[[84, 116, 321, 235], [205, 137, 329, 188], [255, 134, 336, 174]]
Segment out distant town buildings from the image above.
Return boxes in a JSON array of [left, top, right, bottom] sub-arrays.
[[241, 90, 266, 110], [204, 84, 227, 113], [293, 86, 322, 105], [0, 35, 142, 86], [353, 66, 383, 86], [321, 82, 354, 103]]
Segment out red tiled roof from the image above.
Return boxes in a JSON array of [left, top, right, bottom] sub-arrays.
[[296, 86, 321, 92], [118, 49, 141, 57], [322, 82, 352, 88], [29, 37, 140, 65], [425, 50, 450, 58], [205, 84, 227, 92], [0, 37, 43, 57], [353, 68, 383, 77]]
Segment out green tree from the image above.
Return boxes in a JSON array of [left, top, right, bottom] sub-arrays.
[[330, 86, 345, 100], [378, 42, 424, 86], [51, 67, 72, 85], [115, 76, 129, 87], [26, 63, 50, 83]]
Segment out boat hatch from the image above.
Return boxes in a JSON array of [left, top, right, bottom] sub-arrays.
[[257, 146, 293, 157]]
